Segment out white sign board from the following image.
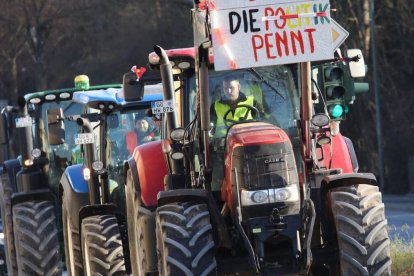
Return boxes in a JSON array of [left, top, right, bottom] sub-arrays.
[[211, 0, 334, 71], [151, 100, 176, 115]]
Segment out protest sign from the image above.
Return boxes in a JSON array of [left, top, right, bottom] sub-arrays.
[[211, 0, 335, 70]]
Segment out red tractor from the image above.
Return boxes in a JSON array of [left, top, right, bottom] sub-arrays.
[[124, 2, 391, 275]]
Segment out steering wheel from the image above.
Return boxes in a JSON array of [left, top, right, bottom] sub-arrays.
[[223, 104, 260, 126]]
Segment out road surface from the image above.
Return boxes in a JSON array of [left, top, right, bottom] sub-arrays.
[[383, 194, 414, 242]]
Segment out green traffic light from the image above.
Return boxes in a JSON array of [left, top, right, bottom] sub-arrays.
[[329, 104, 344, 118]]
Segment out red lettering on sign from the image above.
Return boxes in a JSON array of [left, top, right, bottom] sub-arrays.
[[290, 30, 304, 56], [275, 31, 289, 57], [252, 35, 264, 62], [264, 33, 276, 59], [264, 7, 274, 31], [275, 7, 287, 29], [304, 28, 316, 53]]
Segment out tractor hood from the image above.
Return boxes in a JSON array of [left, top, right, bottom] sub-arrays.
[[226, 122, 291, 152]]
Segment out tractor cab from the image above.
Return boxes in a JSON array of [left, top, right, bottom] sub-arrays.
[[187, 65, 303, 192], [24, 79, 123, 193], [69, 80, 163, 197]]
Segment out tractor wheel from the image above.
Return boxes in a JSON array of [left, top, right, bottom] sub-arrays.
[[12, 200, 62, 275], [156, 202, 216, 276], [0, 174, 17, 276], [81, 215, 127, 276], [330, 184, 392, 275], [126, 169, 157, 276], [62, 190, 83, 276]]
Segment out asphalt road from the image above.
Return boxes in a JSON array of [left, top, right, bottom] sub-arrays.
[[383, 194, 414, 241], [2, 193, 413, 276]]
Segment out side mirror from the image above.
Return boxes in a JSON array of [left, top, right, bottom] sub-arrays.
[[123, 72, 144, 101], [347, 49, 366, 78], [47, 108, 65, 145], [0, 112, 9, 144], [108, 114, 119, 129]]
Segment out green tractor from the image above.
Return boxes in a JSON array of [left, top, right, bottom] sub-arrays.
[[0, 76, 121, 275]]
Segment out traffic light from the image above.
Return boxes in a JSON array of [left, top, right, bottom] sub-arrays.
[[312, 60, 370, 120], [343, 74, 369, 104], [322, 64, 347, 120]]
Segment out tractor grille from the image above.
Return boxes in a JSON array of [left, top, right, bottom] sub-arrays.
[[232, 142, 298, 190]]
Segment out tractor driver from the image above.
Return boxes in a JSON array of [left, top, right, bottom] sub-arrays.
[[210, 75, 264, 138], [125, 117, 156, 155]]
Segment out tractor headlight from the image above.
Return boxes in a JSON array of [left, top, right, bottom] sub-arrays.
[[241, 190, 269, 206], [23, 159, 33, 167], [45, 94, 57, 101], [31, 148, 42, 158], [83, 167, 91, 181], [32, 148, 42, 158], [274, 188, 291, 201], [251, 191, 268, 203], [59, 92, 71, 99], [241, 185, 300, 206], [92, 160, 104, 171]]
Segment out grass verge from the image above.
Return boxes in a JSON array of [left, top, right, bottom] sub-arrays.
[[390, 224, 414, 275]]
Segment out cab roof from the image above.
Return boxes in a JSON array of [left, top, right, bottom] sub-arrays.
[[72, 85, 163, 111]]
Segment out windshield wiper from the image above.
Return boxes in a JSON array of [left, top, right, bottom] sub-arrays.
[[248, 68, 285, 100]]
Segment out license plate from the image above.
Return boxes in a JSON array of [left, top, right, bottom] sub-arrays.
[[15, 116, 33, 128], [151, 100, 175, 114], [74, 133, 94, 145]]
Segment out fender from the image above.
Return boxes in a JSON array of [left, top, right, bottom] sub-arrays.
[[64, 164, 88, 193], [343, 136, 359, 172], [320, 172, 377, 243], [130, 141, 167, 207], [124, 158, 140, 202], [2, 159, 21, 190], [322, 133, 354, 173], [11, 189, 56, 207], [320, 172, 377, 194], [60, 164, 89, 230]]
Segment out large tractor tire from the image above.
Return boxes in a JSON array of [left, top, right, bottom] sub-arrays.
[[0, 174, 17, 276], [12, 200, 62, 275], [81, 215, 127, 276], [156, 202, 216, 276], [126, 169, 157, 276], [62, 190, 83, 276], [330, 184, 392, 275]]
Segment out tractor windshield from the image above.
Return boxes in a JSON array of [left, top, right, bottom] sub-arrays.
[[188, 64, 300, 138], [186, 64, 302, 190], [32, 100, 85, 192], [104, 108, 160, 195]]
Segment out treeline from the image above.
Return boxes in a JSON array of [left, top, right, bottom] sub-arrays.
[[0, 0, 413, 193]]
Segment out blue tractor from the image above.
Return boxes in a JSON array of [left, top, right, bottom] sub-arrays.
[[47, 71, 163, 275]]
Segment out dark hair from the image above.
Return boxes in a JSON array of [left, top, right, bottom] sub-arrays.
[[223, 75, 240, 83], [135, 116, 150, 124]]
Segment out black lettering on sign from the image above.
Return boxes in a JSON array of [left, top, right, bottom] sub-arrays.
[[229, 9, 261, 35], [229, 12, 241, 34], [249, 9, 260, 32]]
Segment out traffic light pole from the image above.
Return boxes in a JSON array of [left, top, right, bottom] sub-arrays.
[[370, 0, 385, 191]]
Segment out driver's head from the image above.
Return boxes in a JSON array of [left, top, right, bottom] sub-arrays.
[[222, 77, 240, 101], [135, 118, 149, 133]]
